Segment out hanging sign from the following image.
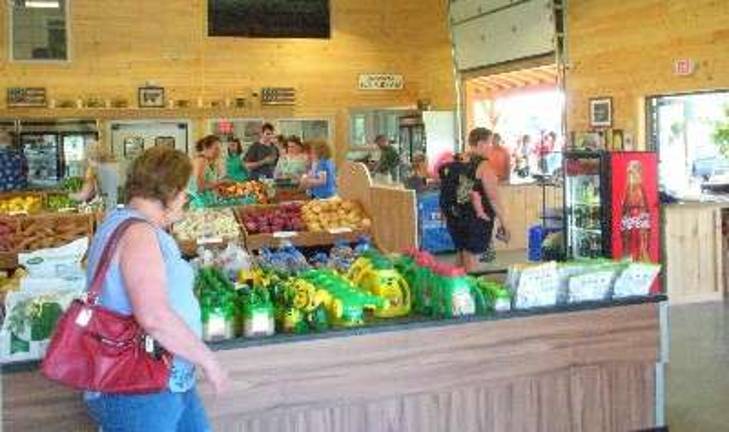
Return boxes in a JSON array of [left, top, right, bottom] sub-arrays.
[[358, 74, 404, 90]]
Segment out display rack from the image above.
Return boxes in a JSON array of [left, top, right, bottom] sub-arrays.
[[174, 163, 416, 255], [339, 162, 417, 253], [234, 203, 370, 251]]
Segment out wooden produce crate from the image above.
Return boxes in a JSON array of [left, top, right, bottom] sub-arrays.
[[15, 213, 94, 253], [0, 213, 93, 269], [236, 204, 370, 251], [272, 186, 310, 204], [0, 216, 20, 269], [0, 191, 46, 215], [243, 228, 372, 251], [172, 208, 244, 256]]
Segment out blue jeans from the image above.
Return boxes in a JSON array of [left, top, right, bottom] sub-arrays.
[[84, 388, 211, 432]]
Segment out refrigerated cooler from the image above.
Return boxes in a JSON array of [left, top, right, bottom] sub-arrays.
[[20, 133, 63, 188], [399, 114, 426, 163], [398, 111, 456, 180], [20, 132, 98, 188], [563, 151, 661, 266], [17, 120, 98, 188], [62, 133, 97, 178]]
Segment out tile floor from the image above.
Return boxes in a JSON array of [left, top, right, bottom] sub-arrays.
[[667, 301, 729, 431]]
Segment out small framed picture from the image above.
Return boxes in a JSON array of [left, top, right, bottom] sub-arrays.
[[611, 129, 624, 151], [138, 86, 165, 108], [123, 136, 145, 159], [155, 136, 175, 149], [7, 87, 47, 108], [589, 97, 613, 128], [576, 131, 604, 150]]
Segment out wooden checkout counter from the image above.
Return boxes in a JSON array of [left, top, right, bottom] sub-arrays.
[[3, 296, 667, 431]]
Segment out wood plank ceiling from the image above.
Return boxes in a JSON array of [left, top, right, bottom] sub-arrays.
[[469, 64, 558, 93]]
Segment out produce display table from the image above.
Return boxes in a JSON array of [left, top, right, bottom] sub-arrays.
[[244, 228, 372, 251], [272, 186, 310, 203], [2, 296, 667, 432], [0, 212, 96, 270]]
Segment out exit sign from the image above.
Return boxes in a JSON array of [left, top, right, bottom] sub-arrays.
[[674, 59, 695, 76]]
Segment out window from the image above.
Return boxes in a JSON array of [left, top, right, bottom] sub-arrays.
[[351, 115, 366, 147], [349, 109, 411, 149], [648, 91, 729, 196], [277, 119, 330, 142], [11, 0, 69, 61]]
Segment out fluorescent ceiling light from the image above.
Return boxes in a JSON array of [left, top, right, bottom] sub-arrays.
[[25, 1, 60, 8]]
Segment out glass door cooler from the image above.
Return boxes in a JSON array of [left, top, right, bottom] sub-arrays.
[[563, 151, 608, 259], [398, 114, 425, 162], [20, 132, 63, 188], [62, 133, 97, 179], [564, 151, 661, 269]]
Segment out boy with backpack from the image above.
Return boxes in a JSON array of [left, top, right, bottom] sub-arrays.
[[439, 128, 510, 272]]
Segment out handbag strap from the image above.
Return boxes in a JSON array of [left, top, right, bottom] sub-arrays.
[[86, 217, 147, 303]]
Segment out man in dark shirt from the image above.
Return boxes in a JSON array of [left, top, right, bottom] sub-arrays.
[[373, 134, 400, 182], [245, 123, 278, 180]]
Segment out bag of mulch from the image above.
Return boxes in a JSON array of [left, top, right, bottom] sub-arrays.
[[18, 237, 88, 280], [1, 287, 81, 362]]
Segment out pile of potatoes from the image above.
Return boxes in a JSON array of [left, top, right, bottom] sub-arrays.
[[15, 214, 93, 252], [301, 198, 371, 232]]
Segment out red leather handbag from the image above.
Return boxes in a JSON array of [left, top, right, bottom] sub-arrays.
[[41, 218, 171, 394]]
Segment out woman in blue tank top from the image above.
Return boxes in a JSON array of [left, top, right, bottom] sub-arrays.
[[83, 147, 228, 431]]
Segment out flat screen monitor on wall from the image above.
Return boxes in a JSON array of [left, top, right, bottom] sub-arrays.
[[208, 0, 330, 39]]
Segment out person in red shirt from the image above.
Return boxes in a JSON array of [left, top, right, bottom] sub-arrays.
[[485, 133, 510, 183]]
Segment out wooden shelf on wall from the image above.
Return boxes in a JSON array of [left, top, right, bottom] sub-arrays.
[[0, 106, 297, 120]]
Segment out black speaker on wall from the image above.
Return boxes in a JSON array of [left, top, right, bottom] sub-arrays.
[[208, 0, 330, 39]]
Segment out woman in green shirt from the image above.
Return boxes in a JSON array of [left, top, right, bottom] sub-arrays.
[[225, 138, 249, 182], [274, 135, 309, 180], [187, 135, 223, 208]]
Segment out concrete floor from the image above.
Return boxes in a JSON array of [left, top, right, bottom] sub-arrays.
[[668, 301, 729, 431]]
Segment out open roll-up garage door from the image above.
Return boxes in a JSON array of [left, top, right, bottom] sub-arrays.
[[448, 0, 566, 145], [450, 0, 557, 72]]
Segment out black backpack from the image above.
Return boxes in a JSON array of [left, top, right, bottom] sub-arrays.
[[438, 154, 483, 220]]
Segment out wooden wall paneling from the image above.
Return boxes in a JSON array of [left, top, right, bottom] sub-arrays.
[[489, 184, 564, 252], [2, 370, 97, 431], [200, 367, 655, 432], [0, 0, 456, 157], [565, 0, 729, 147], [495, 185, 526, 251], [664, 204, 724, 303]]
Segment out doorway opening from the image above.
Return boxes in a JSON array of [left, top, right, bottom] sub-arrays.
[[463, 64, 565, 183]]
